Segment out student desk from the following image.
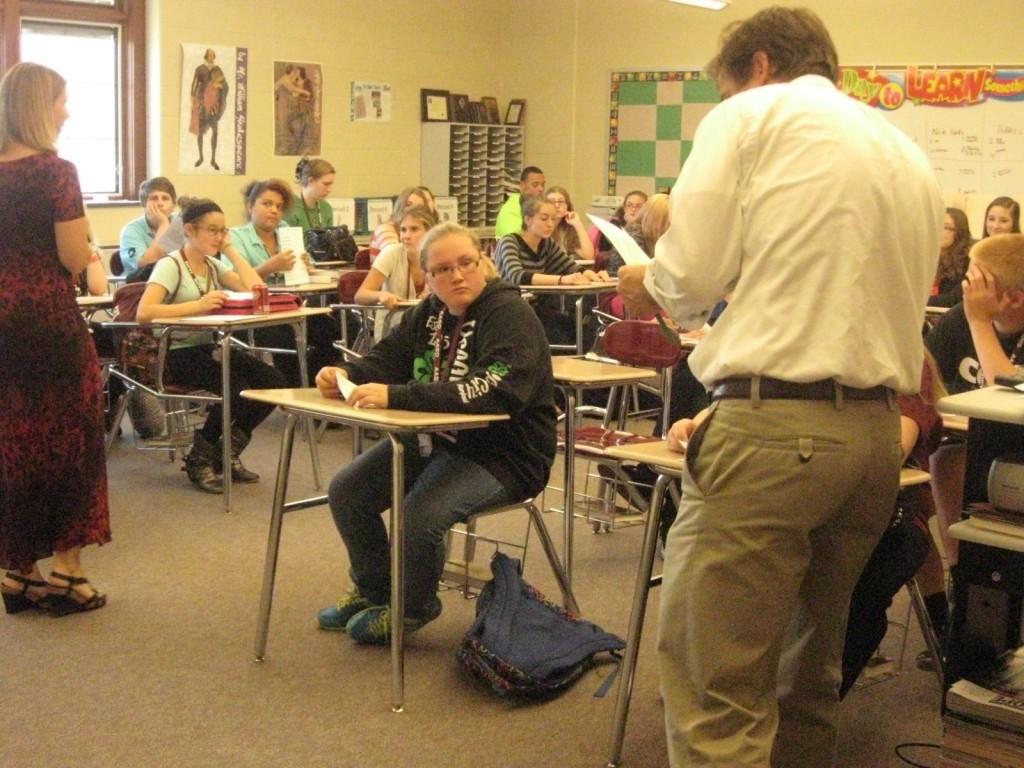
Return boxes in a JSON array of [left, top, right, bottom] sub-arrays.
[[602, 439, 682, 768], [76, 293, 114, 321], [602, 446, 938, 767], [550, 356, 658, 590], [106, 274, 126, 294], [521, 281, 619, 355], [938, 386, 1024, 687], [152, 307, 331, 513], [239, 387, 506, 712]]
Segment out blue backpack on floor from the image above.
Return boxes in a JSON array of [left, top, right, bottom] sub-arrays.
[[457, 552, 625, 698]]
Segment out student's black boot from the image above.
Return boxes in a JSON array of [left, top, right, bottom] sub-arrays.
[[222, 426, 259, 483], [184, 430, 223, 493]]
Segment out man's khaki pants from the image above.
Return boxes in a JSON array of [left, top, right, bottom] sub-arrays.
[[658, 395, 900, 767]]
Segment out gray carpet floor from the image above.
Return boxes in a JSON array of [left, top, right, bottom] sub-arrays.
[[1, 411, 946, 767]]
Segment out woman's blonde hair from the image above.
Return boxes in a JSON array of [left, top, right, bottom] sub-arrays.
[[418, 221, 481, 269], [0, 62, 66, 152]]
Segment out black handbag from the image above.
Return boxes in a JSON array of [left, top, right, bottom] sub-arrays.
[[305, 225, 358, 263]]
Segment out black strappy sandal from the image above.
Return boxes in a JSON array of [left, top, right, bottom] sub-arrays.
[[1, 572, 48, 614], [46, 572, 107, 617]]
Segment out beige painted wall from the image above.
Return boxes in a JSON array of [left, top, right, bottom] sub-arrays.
[[90, 0, 509, 244], [570, 0, 1024, 205], [87, 0, 1024, 245]]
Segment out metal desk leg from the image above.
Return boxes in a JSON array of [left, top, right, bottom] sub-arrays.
[[388, 433, 406, 713], [254, 413, 299, 661], [220, 331, 234, 513], [563, 386, 577, 592], [291, 318, 323, 489], [606, 472, 671, 768], [575, 296, 585, 356]]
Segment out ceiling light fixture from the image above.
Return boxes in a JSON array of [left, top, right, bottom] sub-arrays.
[[668, 0, 729, 10]]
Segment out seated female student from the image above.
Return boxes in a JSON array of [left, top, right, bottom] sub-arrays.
[[228, 178, 338, 386], [930, 207, 972, 308], [136, 198, 286, 494], [284, 157, 336, 233], [545, 186, 595, 260], [314, 222, 555, 644], [982, 195, 1020, 239], [494, 195, 609, 346], [369, 186, 431, 254], [588, 189, 647, 254], [840, 352, 947, 696], [355, 205, 437, 341]]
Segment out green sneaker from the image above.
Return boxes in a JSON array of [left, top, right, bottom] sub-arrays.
[[346, 599, 442, 645], [317, 589, 374, 631]]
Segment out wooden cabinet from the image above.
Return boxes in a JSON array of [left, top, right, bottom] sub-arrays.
[[421, 123, 523, 228]]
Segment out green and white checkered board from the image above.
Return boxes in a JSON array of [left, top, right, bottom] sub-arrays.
[[608, 71, 720, 195]]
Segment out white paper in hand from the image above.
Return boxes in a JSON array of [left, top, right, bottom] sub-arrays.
[[278, 226, 310, 286], [588, 214, 650, 266], [335, 371, 357, 401]]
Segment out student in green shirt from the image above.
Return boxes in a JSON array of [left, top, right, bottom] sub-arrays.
[[284, 156, 335, 232], [494, 166, 546, 238]]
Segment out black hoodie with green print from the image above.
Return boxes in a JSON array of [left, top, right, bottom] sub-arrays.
[[339, 279, 556, 501]]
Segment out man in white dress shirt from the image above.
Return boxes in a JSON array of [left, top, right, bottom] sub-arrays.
[[617, 7, 943, 767]]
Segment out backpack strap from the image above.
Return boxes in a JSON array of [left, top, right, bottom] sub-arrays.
[[166, 252, 184, 304]]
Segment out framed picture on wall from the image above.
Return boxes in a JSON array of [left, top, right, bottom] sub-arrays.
[[482, 96, 500, 124], [505, 99, 526, 126], [468, 101, 485, 124], [449, 93, 470, 122], [421, 89, 450, 122]]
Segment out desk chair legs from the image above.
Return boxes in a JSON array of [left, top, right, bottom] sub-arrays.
[[907, 576, 945, 688], [606, 472, 672, 768], [387, 433, 407, 712], [254, 413, 328, 661], [255, 413, 298, 661], [526, 500, 580, 614], [291, 321, 323, 491]]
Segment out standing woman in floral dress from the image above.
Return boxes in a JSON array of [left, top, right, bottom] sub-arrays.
[[0, 63, 110, 617]]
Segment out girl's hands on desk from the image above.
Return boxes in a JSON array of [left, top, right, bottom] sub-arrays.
[[347, 383, 388, 409], [197, 290, 228, 312], [377, 290, 400, 309], [316, 366, 344, 398], [560, 272, 589, 286]]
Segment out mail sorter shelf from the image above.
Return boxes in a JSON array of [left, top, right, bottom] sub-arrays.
[[421, 122, 524, 227]]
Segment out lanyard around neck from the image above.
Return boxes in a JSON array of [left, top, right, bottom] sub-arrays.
[[431, 309, 466, 383]]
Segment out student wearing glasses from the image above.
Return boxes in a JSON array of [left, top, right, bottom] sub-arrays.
[[314, 222, 556, 645], [136, 198, 286, 494]]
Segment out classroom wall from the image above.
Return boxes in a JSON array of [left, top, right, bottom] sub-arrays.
[[89, 0, 510, 244], [87, 0, 1024, 246], [569, 0, 1024, 210]]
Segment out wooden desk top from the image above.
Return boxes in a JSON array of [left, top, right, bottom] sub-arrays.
[[942, 414, 969, 433], [949, 519, 1024, 553], [76, 294, 114, 308], [240, 387, 508, 431], [153, 307, 332, 328], [938, 386, 1024, 427], [605, 440, 684, 475], [521, 281, 618, 295], [269, 282, 339, 294], [899, 468, 931, 487], [551, 356, 659, 386]]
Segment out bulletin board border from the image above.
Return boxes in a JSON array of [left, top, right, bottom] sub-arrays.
[[606, 69, 714, 196]]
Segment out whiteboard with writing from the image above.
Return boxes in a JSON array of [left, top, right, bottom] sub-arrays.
[[840, 67, 1024, 199]]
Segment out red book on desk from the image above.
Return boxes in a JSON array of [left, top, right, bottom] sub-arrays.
[[213, 293, 301, 315]]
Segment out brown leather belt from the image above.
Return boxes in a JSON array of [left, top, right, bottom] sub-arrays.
[[711, 377, 891, 402]]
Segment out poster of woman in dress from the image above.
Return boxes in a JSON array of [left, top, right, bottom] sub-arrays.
[[274, 61, 322, 156], [179, 44, 248, 175]]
